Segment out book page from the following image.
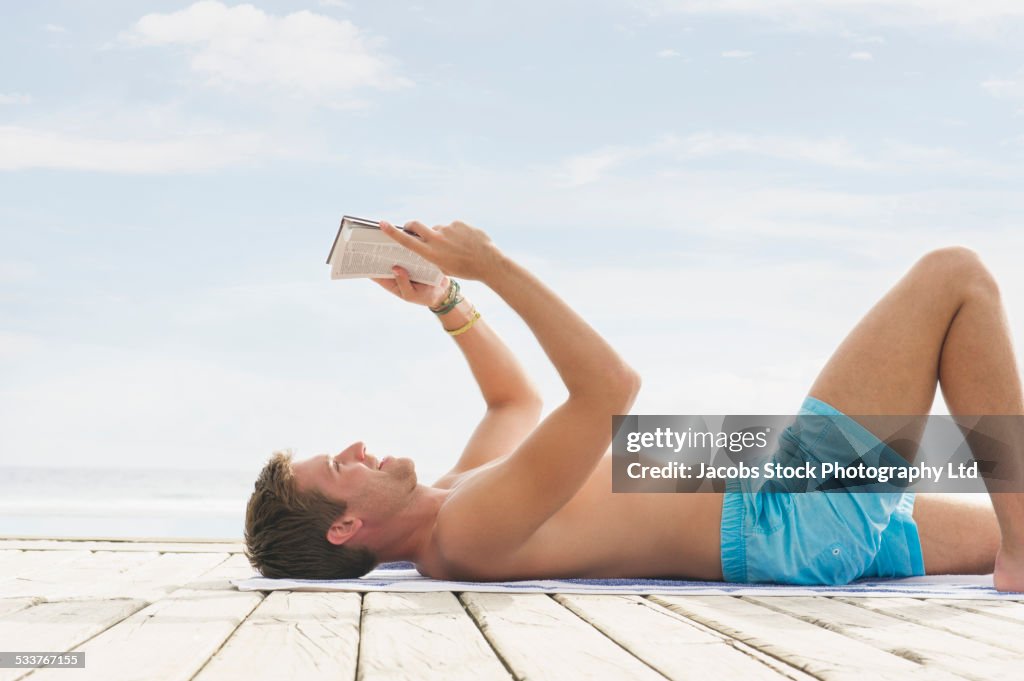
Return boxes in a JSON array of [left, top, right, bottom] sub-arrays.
[[329, 222, 444, 286]]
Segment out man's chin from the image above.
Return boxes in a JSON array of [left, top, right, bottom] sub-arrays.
[[401, 458, 418, 486], [391, 456, 416, 478]]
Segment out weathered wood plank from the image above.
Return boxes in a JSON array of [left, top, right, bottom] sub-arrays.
[[0, 599, 147, 681], [0, 550, 92, 580], [0, 551, 25, 573], [359, 592, 512, 681], [194, 591, 360, 681], [748, 596, 1019, 681], [64, 552, 227, 602], [930, 598, 1024, 625], [462, 592, 665, 681], [0, 598, 40, 618], [837, 597, 1024, 655], [556, 594, 811, 680], [0, 551, 221, 602], [0, 539, 243, 553], [28, 554, 262, 681], [0, 535, 241, 543], [651, 595, 961, 681], [0, 551, 160, 599]]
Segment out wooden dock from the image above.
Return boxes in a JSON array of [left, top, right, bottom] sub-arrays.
[[1, 537, 1023, 680]]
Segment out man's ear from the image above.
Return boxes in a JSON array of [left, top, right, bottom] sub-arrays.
[[326, 516, 363, 546]]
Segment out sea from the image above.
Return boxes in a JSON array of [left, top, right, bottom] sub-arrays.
[[0, 467, 254, 539]]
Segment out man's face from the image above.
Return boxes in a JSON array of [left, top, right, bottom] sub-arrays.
[[290, 441, 418, 519]]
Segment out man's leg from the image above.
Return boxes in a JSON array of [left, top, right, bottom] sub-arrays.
[[808, 246, 1023, 589], [913, 495, 1000, 575]]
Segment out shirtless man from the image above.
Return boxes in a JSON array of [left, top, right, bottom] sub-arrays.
[[244, 220, 1023, 592]]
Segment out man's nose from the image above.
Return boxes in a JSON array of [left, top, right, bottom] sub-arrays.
[[341, 441, 366, 462]]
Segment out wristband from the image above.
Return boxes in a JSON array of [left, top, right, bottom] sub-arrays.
[[431, 294, 464, 315], [446, 309, 481, 337], [430, 279, 461, 314]]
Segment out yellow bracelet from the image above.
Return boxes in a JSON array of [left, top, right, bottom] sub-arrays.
[[446, 309, 481, 337]]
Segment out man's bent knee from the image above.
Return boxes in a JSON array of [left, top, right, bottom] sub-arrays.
[[915, 246, 999, 301], [917, 245, 982, 273]]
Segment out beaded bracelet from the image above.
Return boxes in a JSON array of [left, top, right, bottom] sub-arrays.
[[431, 292, 464, 315], [430, 279, 461, 314], [428, 280, 453, 311], [446, 309, 481, 337]]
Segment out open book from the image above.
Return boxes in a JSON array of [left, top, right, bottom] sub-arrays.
[[326, 215, 444, 286]]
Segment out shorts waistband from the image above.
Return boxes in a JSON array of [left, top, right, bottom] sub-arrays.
[[720, 477, 747, 582]]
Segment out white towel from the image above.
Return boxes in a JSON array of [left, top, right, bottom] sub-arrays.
[[232, 564, 1023, 599]]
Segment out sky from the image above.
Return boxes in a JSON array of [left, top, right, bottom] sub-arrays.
[[1, 0, 1023, 484]]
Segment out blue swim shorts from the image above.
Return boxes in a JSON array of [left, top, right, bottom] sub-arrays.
[[720, 396, 926, 585]]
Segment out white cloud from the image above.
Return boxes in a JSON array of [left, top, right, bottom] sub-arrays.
[[0, 332, 43, 360], [0, 260, 38, 283], [840, 30, 886, 43], [0, 124, 301, 173], [683, 132, 872, 168], [554, 145, 639, 186], [0, 93, 32, 105], [658, 48, 681, 58], [42, 23, 67, 33], [549, 132, 1020, 189], [382, 139, 1023, 253], [649, 0, 1024, 28], [120, 1, 410, 104], [553, 132, 874, 186], [849, 51, 874, 60], [982, 73, 1024, 99], [721, 50, 753, 58]]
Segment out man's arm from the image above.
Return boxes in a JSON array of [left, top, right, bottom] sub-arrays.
[[440, 295, 544, 476], [381, 221, 640, 558], [377, 264, 543, 480]]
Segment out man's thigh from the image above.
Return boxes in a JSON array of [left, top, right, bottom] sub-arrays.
[[809, 250, 965, 416], [806, 249, 970, 456]]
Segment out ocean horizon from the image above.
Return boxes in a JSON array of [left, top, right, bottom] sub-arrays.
[[0, 466, 255, 539]]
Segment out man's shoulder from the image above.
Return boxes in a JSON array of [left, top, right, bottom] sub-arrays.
[[418, 482, 520, 579], [414, 523, 491, 580]]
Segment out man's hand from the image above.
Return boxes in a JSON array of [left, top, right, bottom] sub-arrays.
[[380, 220, 504, 282], [372, 266, 449, 308]]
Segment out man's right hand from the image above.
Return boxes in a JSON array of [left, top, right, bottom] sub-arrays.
[[380, 220, 505, 282], [372, 266, 450, 308]]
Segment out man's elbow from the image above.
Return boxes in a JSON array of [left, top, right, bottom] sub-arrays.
[[620, 367, 642, 404], [565, 363, 641, 409], [596, 365, 642, 409], [515, 393, 544, 421]]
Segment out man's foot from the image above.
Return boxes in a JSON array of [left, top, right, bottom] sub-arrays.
[[993, 547, 1024, 593]]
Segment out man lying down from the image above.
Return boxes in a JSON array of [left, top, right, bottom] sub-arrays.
[[244, 220, 1023, 592]]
